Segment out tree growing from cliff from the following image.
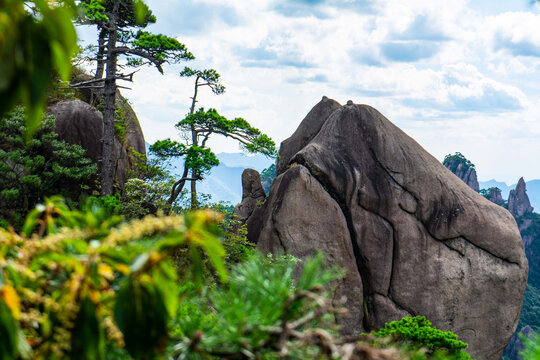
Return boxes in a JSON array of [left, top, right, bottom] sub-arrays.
[[73, 0, 194, 196], [442, 152, 475, 173], [179, 67, 226, 208]]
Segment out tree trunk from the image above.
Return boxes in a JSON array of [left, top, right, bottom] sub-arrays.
[[100, 2, 119, 196], [168, 163, 189, 205], [95, 28, 106, 80], [190, 129, 198, 208], [189, 76, 200, 208]]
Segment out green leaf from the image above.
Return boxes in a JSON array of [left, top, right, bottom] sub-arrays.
[[70, 296, 105, 360], [153, 260, 179, 317], [16, 329, 32, 360], [114, 276, 169, 359], [0, 301, 18, 360], [200, 235, 227, 282]]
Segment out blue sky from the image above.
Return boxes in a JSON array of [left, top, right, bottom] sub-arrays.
[[78, 0, 540, 184]]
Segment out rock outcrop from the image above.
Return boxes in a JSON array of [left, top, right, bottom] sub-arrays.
[[49, 100, 104, 164], [247, 97, 528, 360], [508, 178, 534, 218], [443, 154, 479, 192], [276, 96, 341, 176], [47, 98, 146, 190], [232, 169, 266, 225], [486, 187, 505, 207]]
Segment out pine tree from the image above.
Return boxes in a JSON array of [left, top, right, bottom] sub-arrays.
[[73, 0, 194, 195]]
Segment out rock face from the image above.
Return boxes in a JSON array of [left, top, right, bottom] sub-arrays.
[[48, 99, 146, 190], [49, 99, 104, 163], [443, 156, 480, 192], [232, 169, 266, 225], [486, 188, 505, 207], [276, 96, 341, 176], [247, 98, 528, 360], [508, 178, 534, 218]]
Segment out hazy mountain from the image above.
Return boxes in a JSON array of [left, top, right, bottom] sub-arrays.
[[150, 146, 274, 205], [148, 141, 539, 209], [199, 153, 273, 205], [479, 179, 540, 211]]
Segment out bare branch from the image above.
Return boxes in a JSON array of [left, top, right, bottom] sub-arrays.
[[114, 46, 165, 73], [70, 70, 140, 89]]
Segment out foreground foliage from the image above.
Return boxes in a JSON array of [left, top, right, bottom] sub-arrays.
[[171, 253, 342, 359], [0, 195, 479, 360], [0, 0, 77, 140], [0, 197, 226, 359]]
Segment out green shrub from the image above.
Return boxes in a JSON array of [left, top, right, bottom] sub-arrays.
[[0, 107, 96, 229], [373, 316, 470, 360]]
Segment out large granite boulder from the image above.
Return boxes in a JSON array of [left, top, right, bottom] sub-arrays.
[[49, 99, 104, 163], [47, 99, 146, 190], [247, 97, 528, 360], [508, 178, 534, 218]]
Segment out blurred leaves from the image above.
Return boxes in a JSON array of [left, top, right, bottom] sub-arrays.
[[0, 0, 78, 141], [0, 196, 226, 359]]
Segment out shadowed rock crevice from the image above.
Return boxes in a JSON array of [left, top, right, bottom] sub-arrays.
[[293, 159, 379, 331]]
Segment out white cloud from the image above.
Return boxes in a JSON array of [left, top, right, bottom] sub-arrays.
[[112, 0, 540, 184]]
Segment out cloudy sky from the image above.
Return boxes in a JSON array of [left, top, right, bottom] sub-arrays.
[[79, 0, 540, 184]]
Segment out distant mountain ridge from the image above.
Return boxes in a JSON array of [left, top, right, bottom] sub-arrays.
[[480, 179, 540, 211], [145, 143, 274, 205], [146, 142, 539, 209]]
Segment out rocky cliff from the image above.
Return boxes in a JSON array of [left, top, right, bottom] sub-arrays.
[[509, 177, 535, 218], [246, 97, 528, 360], [485, 187, 505, 207], [442, 153, 480, 192]]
